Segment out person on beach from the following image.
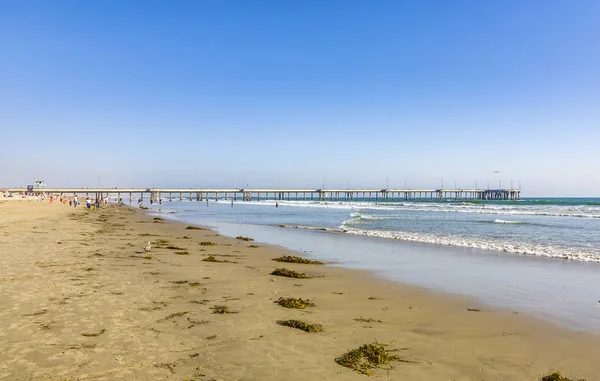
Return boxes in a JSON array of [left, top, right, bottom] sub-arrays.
[[231, 200, 234, 207], [95, 198, 100, 210], [74, 195, 78, 208], [86, 197, 91, 209]]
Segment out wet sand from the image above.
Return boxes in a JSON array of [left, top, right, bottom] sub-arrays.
[[1, 199, 599, 380]]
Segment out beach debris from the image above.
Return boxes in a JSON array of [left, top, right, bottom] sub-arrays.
[[165, 245, 186, 250], [354, 317, 383, 323], [154, 362, 176, 374], [272, 255, 324, 264], [22, 309, 48, 317], [200, 241, 216, 246], [540, 371, 586, 381], [189, 299, 210, 304], [368, 297, 378, 300], [152, 217, 164, 223], [270, 268, 311, 278], [206, 334, 217, 340], [174, 251, 190, 255], [156, 311, 190, 323], [186, 317, 209, 329], [274, 297, 315, 309], [81, 329, 106, 337], [248, 244, 259, 248], [211, 305, 236, 314], [236, 236, 254, 241], [467, 308, 481, 312], [335, 342, 402, 376], [144, 241, 152, 253], [185, 226, 206, 230], [202, 255, 234, 263], [277, 319, 323, 333]]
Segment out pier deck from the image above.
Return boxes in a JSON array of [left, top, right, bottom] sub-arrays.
[[4, 187, 521, 201]]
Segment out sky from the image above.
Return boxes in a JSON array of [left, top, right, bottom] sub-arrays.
[[1, 1, 599, 196]]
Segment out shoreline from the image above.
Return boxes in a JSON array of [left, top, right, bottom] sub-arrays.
[[1, 200, 599, 380]]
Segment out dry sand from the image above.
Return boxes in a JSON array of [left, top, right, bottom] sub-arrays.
[[1, 199, 599, 380]]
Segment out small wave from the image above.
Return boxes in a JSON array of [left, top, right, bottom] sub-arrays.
[[494, 219, 526, 224], [339, 227, 600, 263], [275, 224, 343, 233]]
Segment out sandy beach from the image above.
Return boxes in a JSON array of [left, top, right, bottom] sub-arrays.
[[1, 199, 599, 381]]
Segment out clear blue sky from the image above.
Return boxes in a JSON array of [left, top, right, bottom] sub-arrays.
[[1, 1, 599, 196]]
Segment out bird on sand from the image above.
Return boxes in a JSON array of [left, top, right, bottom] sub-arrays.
[[144, 241, 151, 253]]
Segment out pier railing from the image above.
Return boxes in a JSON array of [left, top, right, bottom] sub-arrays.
[[4, 187, 522, 201]]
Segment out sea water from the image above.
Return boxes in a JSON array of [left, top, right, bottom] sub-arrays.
[[145, 197, 600, 332]]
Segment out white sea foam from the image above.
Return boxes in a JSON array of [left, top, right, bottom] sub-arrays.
[[339, 227, 600, 263], [493, 219, 526, 224], [214, 199, 600, 219]]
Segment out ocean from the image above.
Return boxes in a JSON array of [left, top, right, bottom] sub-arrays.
[[143, 197, 600, 332]]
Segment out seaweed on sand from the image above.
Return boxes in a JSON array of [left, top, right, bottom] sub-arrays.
[[277, 319, 323, 333], [156, 311, 190, 323], [165, 245, 186, 250], [335, 342, 402, 376], [274, 297, 315, 309], [540, 372, 586, 381], [272, 255, 324, 265], [354, 317, 383, 323], [270, 268, 311, 278], [200, 241, 216, 246], [81, 329, 106, 337], [211, 305, 236, 314], [236, 236, 254, 241], [174, 251, 189, 255], [186, 226, 207, 230]]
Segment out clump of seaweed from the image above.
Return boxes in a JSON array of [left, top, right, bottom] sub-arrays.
[[189, 299, 210, 304], [211, 305, 236, 314], [156, 311, 189, 323], [174, 251, 190, 255], [354, 317, 383, 323], [200, 241, 215, 246], [153, 217, 164, 222], [271, 268, 310, 278], [186, 317, 209, 329], [165, 245, 186, 250], [248, 245, 259, 248], [274, 297, 315, 309], [540, 372, 586, 381], [335, 342, 400, 376], [81, 329, 106, 337], [277, 319, 323, 333], [186, 226, 206, 230], [272, 255, 324, 265], [153, 239, 170, 247], [203, 255, 221, 262], [236, 236, 254, 241]]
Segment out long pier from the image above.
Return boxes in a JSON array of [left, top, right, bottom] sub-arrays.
[[5, 187, 521, 201]]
